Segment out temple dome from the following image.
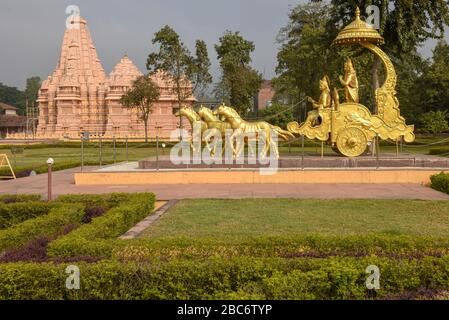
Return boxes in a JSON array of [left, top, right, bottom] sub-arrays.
[[107, 54, 143, 87], [333, 7, 384, 46]]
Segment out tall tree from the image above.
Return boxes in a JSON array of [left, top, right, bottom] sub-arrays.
[[24, 77, 41, 108], [274, 2, 335, 121], [419, 40, 449, 113], [120, 76, 160, 143], [215, 31, 262, 115], [146, 26, 212, 132], [315, 0, 449, 111]]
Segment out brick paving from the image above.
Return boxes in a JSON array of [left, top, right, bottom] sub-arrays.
[[0, 167, 448, 201]]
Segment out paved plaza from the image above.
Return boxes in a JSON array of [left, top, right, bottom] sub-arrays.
[[0, 167, 448, 201]]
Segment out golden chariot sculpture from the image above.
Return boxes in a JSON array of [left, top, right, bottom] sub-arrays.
[[287, 7, 415, 157]]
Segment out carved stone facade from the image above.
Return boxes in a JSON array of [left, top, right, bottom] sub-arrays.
[[31, 17, 193, 140]]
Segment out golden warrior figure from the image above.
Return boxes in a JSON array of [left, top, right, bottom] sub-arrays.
[[339, 58, 359, 103], [308, 76, 332, 110]]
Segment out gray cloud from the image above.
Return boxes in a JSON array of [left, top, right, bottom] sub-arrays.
[[0, 0, 447, 90]]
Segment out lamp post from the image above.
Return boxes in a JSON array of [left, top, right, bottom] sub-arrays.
[[47, 158, 54, 201]]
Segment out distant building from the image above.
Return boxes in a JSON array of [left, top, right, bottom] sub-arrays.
[[254, 80, 276, 112], [0, 103, 19, 116], [0, 103, 26, 137], [9, 16, 194, 140]]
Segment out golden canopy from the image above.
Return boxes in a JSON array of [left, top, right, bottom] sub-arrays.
[[333, 7, 385, 46]]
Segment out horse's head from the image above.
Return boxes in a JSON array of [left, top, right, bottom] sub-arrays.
[[214, 105, 227, 117], [214, 104, 240, 120], [198, 106, 217, 121], [175, 106, 200, 121]]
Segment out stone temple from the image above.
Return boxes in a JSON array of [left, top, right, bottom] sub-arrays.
[[32, 17, 193, 140]]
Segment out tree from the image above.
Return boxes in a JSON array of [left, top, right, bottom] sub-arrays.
[[259, 103, 294, 128], [0, 83, 25, 114], [215, 31, 262, 115], [274, 2, 336, 121], [120, 76, 160, 143], [146, 26, 212, 132], [24, 77, 41, 107], [419, 40, 449, 113], [275, 1, 439, 123], [315, 0, 449, 112], [419, 110, 449, 134]]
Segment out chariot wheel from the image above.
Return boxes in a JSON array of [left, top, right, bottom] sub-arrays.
[[336, 127, 368, 157]]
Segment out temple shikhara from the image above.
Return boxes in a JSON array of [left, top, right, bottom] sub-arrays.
[[18, 17, 193, 140]]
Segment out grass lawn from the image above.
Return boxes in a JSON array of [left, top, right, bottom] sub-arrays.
[[141, 199, 449, 239]]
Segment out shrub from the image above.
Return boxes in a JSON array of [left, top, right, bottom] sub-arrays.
[[419, 110, 449, 134], [48, 193, 156, 257], [0, 194, 41, 204], [0, 204, 85, 253], [0, 202, 55, 229], [430, 172, 449, 194], [56, 193, 137, 208], [1, 256, 449, 300], [111, 234, 449, 262], [429, 147, 449, 155]]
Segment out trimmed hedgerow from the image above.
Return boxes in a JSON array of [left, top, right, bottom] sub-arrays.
[[0, 202, 55, 229], [0, 256, 449, 300], [47, 193, 156, 258], [55, 193, 138, 209], [109, 234, 449, 262], [0, 194, 41, 204], [0, 204, 85, 253], [430, 172, 449, 194]]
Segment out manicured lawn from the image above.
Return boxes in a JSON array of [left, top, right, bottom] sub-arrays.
[[141, 199, 449, 239]]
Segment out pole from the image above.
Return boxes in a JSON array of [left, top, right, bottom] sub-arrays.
[[396, 139, 399, 158], [156, 133, 160, 170], [47, 163, 52, 202], [376, 135, 380, 169], [113, 137, 117, 164], [321, 142, 324, 159], [99, 136, 103, 167], [81, 137, 84, 172], [126, 137, 129, 163], [301, 134, 305, 170]]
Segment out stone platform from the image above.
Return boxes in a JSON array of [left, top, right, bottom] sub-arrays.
[[138, 154, 449, 170], [72, 154, 449, 186]]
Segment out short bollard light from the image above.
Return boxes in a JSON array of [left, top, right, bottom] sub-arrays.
[[47, 158, 54, 201]]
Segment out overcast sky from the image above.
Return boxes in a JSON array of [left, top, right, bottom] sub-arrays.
[[0, 0, 447, 90]]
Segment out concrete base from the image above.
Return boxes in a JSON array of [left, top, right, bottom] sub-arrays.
[[138, 154, 449, 169], [74, 168, 446, 185]]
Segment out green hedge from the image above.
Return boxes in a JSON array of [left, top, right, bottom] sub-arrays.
[[56, 193, 138, 208], [0, 194, 41, 204], [0, 202, 55, 229], [0, 204, 85, 252], [430, 172, 449, 194], [47, 193, 156, 258], [109, 234, 449, 262], [429, 147, 449, 155], [1, 256, 449, 300]]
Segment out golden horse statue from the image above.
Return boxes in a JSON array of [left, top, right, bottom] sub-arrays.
[[214, 105, 294, 158], [174, 106, 208, 152], [197, 106, 232, 156]]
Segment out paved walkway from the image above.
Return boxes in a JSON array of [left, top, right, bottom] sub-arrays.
[[0, 167, 448, 201]]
